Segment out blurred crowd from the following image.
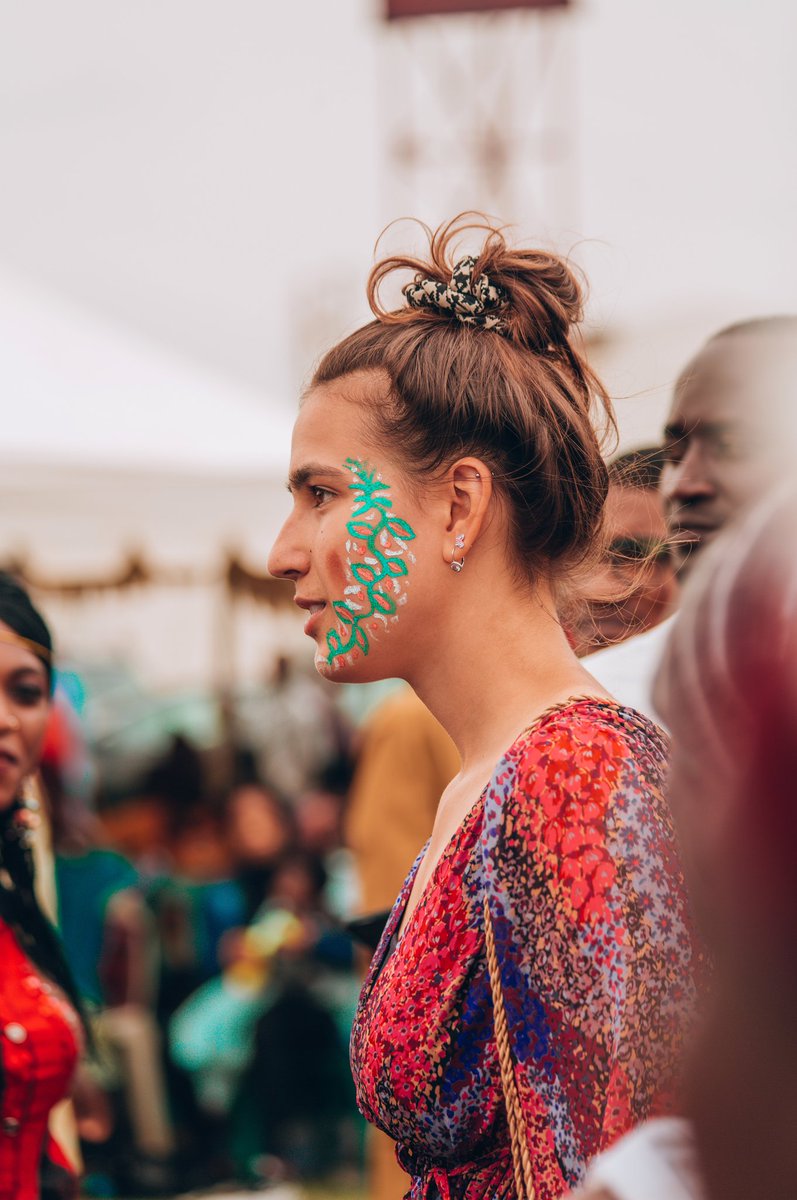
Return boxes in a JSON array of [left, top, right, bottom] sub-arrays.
[[44, 656, 364, 1196]]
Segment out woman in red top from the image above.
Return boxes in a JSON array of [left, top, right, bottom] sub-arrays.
[[0, 574, 85, 1200], [269, 216, 699, 1198]]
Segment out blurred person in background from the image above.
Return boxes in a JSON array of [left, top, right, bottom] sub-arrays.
[[572, 447, 677, 657], [103, 736, 245, 1187], [170, 841, 359, 1187], [586, 316, 797, 719], [0, 574, 90, 1200], [235, 654, 354, 800], [295, 754, 359, 921], [578, 483, 797, 1200], [224, 773, 295, 922], [154, 742, 361, 1188], [269, 215, 699, 1200], [660, 318, 797, 576], [655, 486, 797, 1200], [45, 754, 177, 1197], [226, 846, 359, 1185]]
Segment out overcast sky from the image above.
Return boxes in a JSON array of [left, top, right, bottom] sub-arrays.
[[0, 0, 794, 431]]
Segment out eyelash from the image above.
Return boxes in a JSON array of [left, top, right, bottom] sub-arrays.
[[310, 486, 335, 507]]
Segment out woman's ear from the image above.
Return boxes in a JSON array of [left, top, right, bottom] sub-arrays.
[[441, 457, 494, 567]]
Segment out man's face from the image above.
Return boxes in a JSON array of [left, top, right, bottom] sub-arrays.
[[661, 332, 794, 577]]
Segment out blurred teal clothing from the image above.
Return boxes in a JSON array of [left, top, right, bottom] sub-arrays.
[[55, 848, 139, 1004]]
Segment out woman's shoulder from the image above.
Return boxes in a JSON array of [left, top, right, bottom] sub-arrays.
[[485, 697, 672, 872], [509, 696, 668, 782], [486, 699, 680, 926]]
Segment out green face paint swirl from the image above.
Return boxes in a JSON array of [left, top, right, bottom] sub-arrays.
[[326, 458, 416, 665]]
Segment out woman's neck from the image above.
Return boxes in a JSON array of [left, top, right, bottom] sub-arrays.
[[406, 573, 609, 772]]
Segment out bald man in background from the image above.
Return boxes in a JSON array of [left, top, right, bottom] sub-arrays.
[[586, 317, 797, 720]]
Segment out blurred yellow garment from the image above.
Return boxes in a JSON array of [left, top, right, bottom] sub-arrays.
[[347, 687, 459, 913], [226, 908, 306, 990], [346, 687, 459, 1200]]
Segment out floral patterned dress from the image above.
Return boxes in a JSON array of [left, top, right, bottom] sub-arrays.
[[350, 699, 699, 1200]]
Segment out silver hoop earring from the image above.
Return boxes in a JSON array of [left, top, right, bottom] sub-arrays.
[[451, 534, 466, 572]]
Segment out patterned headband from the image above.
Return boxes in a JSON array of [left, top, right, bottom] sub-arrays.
[[403, 255, 509, 335], [0, 629, 52, 664]]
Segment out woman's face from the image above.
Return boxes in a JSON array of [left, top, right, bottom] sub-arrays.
[[269, 373, 447, 684], [0, 624, 51, 811]]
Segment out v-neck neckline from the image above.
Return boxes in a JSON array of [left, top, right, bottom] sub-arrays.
[[364, 695, 635, 993]]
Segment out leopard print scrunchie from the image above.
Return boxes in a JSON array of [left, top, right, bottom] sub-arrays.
[[403, 255, 509, 334]]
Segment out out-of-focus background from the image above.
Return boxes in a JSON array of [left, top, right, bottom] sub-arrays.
[[1, 1, 794, 1197]]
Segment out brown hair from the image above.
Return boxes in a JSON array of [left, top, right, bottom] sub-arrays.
[[608, 445, 668, 492], [311, 215, 615, 586]]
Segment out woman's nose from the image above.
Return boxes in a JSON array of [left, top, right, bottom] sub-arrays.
[[268, 512, 309, 581], [0, 698, 21, 733]]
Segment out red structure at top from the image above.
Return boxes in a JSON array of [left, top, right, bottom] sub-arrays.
[[387, 0, 568, 17]]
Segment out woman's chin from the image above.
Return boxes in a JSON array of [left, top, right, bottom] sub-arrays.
[[313, 642, 393, 685]]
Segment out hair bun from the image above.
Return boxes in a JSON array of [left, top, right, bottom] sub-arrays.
[[487, 246, 584, 355], [370, 214, 584, 358]]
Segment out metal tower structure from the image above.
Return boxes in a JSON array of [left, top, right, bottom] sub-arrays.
[[379, 0, 579, 236]]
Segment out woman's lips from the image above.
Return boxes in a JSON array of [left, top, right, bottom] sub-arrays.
[[295, 600, 327, 636], [0, 749, 20, 775]]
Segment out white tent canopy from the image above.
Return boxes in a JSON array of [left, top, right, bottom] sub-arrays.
[[0, 271, 296, 574]]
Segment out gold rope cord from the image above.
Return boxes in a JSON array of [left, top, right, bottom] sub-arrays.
[[484, 894, 536, 1200], [481, 698, 614, 1200]]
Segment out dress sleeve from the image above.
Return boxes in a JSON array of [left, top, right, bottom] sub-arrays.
[[484, 708, 698, 1193]]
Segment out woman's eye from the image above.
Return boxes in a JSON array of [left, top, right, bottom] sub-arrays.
[[11, 684, 45, 707], [310, 486, 335, 507]]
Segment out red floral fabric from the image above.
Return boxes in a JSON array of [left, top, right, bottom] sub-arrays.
[[350, 700, 700, 1200]]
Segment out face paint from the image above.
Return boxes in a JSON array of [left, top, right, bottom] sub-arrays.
[[326, 458, 416, 666]]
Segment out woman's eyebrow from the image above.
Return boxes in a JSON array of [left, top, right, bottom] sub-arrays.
[[287, 463, 348, 493], [10, 664, 47, 681]]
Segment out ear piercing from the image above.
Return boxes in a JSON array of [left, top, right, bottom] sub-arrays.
[[451, 534, 466, 573]]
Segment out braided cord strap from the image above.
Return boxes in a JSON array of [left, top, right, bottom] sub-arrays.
[[484, 894, 536, 1200]]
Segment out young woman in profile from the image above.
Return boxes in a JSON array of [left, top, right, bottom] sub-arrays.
[[269, 217, 699, 1200]]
